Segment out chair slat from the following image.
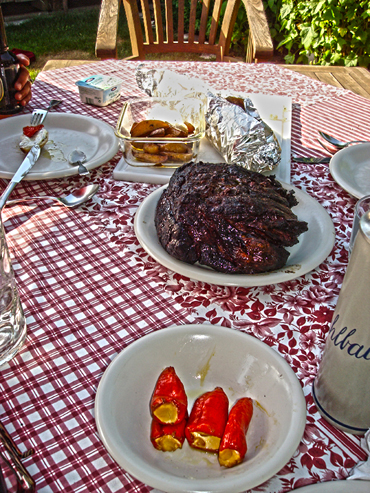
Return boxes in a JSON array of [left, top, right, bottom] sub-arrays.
[[138, 0, 153, 45], [188, 0, 198, 44], [165, 0, 174, 43], [178, 0, 185, 44], [219, 0, 240, 59], [209, 0, 223, 45], [198, 0, 211, 45], [153, 0, 164, 44], [122, 0, 145, 58], [137, 0, 151, 45]]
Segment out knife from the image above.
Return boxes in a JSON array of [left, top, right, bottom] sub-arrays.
[[0, 144, 41, 210], [291, 156, 331, 164]]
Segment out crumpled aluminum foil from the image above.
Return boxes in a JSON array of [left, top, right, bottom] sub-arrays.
[[136, 63, 209, 100], [136, 64, 161, 96], [206, 93, 281, 172], [135, 64, 281, 172]]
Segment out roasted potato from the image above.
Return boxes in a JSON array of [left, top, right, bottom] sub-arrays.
[[226, 96, 245, 110], [143, 143, 161, 154], [132, 150, 168, 164], [147, 128, 167, 137], [184, 121, 195, 134], [165, 123, 189, 137], [129, 119, 196, 165], [160, 143, 190, 153], [130, 120, 170, 137], [159, 152, 193, 162]]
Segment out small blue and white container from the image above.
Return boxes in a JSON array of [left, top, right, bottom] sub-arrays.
[[75, 74, 122, 107]]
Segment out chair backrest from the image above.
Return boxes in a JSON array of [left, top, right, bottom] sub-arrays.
[[123, 0, 241, 61]]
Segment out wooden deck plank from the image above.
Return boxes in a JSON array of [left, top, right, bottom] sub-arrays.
[[315, 73, 343, 88], [334, 72, 370, 99], [42, 59, 98, 71], [283, 65, 370, 99], [346, 68, 370, 98]]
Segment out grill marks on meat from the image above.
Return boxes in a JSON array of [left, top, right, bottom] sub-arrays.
[[155, 162, 308, 274]]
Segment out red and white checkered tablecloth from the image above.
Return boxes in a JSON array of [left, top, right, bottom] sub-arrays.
[[1, 61, 370, 493]]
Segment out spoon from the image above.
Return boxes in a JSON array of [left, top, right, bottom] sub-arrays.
[[319, 131, 370, 149], [5, 184, 99, 208], [68, 150, 90, 175]]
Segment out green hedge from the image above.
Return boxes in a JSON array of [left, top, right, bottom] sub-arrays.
[[265, 0, 370, 67]]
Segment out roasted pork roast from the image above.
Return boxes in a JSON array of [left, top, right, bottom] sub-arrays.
[[155, 162, 308, 274]]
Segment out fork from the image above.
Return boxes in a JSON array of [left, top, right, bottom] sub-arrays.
[[30, 99, 62, 125]]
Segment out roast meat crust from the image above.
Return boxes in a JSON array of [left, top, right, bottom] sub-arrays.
[[155, 162, 308, 274]]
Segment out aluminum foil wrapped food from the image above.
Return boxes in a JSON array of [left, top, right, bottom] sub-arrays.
[[135, 64, 281, 172], [206, 94, 281, 172]]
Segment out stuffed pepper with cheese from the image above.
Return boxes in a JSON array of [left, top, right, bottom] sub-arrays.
[[218, 397, 253, 467], [150, 413, 188, 451], [185, 387, 229, 452], [150, 366, 188, 425]]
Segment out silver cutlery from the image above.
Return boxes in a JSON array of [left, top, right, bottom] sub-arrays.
[[0, 144, 41, 211], [317, 139, 335, 154], [6, 185, 99, 209], [68, 150, 89, 175], [292, 156, 331, 164], [319, 131, 370, 149], [0, 420, 35, 492], [30, 99, 62, 125]]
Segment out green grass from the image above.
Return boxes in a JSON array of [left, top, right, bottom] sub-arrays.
[[6, 7, 131, 78]]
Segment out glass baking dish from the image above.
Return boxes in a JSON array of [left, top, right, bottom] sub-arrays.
[[115, 97, 205, 167]]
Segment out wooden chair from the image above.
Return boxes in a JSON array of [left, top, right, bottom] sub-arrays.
[[95, 0, 274, 63]]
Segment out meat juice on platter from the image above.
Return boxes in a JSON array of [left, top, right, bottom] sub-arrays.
[[155, 162, 308, 274]]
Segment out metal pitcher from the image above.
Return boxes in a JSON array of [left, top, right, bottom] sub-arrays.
[[313, 211, 370, 435]]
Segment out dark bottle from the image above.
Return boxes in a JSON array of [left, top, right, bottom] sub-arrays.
[[0, 6, 22, 115]]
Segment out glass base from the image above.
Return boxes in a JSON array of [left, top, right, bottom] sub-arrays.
[[0, 323, 26, 367], [0, 292, 27, 367]]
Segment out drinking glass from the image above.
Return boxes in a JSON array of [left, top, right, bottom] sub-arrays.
[[0, 215, 26, 366], [349, 195, 370, 255]]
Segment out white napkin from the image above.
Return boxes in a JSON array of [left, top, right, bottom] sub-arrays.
[[347, 429, 370, 480]]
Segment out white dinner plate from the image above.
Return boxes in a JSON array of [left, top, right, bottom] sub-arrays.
[[134, 183, 335, 287], [330, 143, 370, 198], [289, 480, 370, 492], [0, 113, 119, 180], [95, 324, 307, 493]]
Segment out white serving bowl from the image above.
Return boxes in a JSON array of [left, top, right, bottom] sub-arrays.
[[95, 324, 306, 493], [330, 142, 370, 199]]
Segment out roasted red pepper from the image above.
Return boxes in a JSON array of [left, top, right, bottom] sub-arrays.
[[150, 366, 188, 425], [150, 413, 188, 452], [22, 125, 44, 138], [185, 387, 229, 452], [218, 397, 253, 468]]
